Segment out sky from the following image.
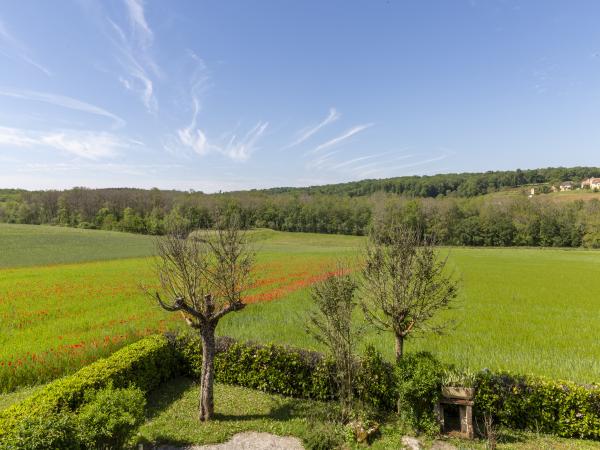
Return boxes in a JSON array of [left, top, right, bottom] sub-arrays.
[[0, 0, 599, 192]]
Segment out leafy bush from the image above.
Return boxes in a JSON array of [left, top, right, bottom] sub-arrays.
[[396, 351, 444, 435], [77, 384, 146, 449], [475, 370, 600, 440], [2, 385, 147, 450], [1, 410, 80, 450], [303, 422, 343, 450], [170, 333, 337, 401], [356, 345, 397, 411], [0, 335, 175, 444]]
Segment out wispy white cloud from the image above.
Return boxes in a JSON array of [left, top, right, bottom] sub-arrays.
[[311, 123, 373, 154], [284, 108, 340, 149], [173, 115, 269, 162], [124, 0, 153, 47], [0, 88, 126, 128], [104, 0, 159, 113], [0, 19, 52, 76], [177, 97, 213, 156], [357, 153, 451, 178], [221, 121, 269, 161], [0, 126, 130, 160], [170, 53, 267, 162], [329, 151, 394, 171]]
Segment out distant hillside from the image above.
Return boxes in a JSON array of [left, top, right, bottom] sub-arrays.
[[1, 167, 600, 248], [256, 166, 600, 198]]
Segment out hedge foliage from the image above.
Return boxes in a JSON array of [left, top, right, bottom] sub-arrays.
[[2, 385, 146, 450], [475, 371, 600, 440], [171, 333, 338, 401], [3, 333, 599, 444], [172, 332, 600, 440], [0, 335, 175, 443]]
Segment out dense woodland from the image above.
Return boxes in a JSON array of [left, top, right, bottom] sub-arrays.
[[1, 167, 600, 248]]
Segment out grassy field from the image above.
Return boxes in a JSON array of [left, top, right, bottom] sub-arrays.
[[136, 377, 600, 449], [1, 225, 599, 393], [0, 223, 155, 268]]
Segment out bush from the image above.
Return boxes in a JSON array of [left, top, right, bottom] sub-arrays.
[[475, 370, 600, 440], [170, 332, 337, 401], [77, 384, 146, 449], [2, 385, 147, 450], [303, 422, 343, 450], [1, 410, 80, 450], [396, 351, 444, 435], [356, 345, 397, 411], [0, 335, 175, 443]]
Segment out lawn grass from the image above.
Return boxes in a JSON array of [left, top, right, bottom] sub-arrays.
[[135, 376, 340, 447], [136, 377, 600, 449], [0, 223, 155, 268]]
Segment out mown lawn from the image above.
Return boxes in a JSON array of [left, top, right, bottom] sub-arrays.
[[135, 377, 600, 449]]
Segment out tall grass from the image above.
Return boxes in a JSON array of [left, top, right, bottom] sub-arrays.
[[1, 226, 599, 391]]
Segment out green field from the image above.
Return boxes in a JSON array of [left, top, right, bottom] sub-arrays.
[[1, 224, 599, 393], [0, 223, 155, 268]]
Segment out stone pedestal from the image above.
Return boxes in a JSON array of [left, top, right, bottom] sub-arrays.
[[435, 397, 474, 439]]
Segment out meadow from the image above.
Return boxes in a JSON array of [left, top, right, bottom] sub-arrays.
[[0, 223, 154, 268], [0, 224, 599, 394]]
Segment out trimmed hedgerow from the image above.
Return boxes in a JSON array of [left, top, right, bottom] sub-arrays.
[[475, 370, 600, 440], [172, 332, 600, 440], [3, 332, 600, 444], [169, 333, 337, 401], [0, 335, 175, 443]]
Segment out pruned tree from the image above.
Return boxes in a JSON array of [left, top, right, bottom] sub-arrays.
[[307, 264, 360, 419], [361, 223, 458, 362], [146, 219, 254, 421]]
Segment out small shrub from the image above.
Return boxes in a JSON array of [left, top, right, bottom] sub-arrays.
[[77, 384, 146, 449], [2, 410, 80, 450], [0, 335, 174, 443], [442, 367, 477, 388], [396, 351, 444, 435], [475, 370, 600, 440], [355, 345, 397, 411], [303, 422, 343, 450]]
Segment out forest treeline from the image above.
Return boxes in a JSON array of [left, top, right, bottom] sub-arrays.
[[1, 166, 600, 248], [260, 166, 600, 197]]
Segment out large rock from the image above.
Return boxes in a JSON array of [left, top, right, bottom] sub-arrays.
[[156, 432, 305, 450], [401, 436, 423, 450]]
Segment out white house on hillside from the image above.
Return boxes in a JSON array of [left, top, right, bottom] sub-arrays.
[[559, 181, 574, 191], [581, 178, 600, 190]]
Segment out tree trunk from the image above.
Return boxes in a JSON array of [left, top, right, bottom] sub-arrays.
[[199, 323, 216, 421], [394, 333, 404, 362]]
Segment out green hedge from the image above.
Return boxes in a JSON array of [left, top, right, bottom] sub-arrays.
[[171, 333, 338, 401], [0, 335, 175, 442], [475, 371, 600, 440], [3, 333, 599, 443], [173, 333, 600, 440]]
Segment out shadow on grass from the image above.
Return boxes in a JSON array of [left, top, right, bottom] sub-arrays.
[[213, 400, 299, 422], [144, 376, 194, 421]]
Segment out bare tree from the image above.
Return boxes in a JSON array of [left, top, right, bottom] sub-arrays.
[[361, 223, 458, 362], [307, 264, 360, 419], [147, 219, 254, 421]]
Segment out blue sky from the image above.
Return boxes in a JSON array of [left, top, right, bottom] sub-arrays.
[[0, 0, 599, 191]]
